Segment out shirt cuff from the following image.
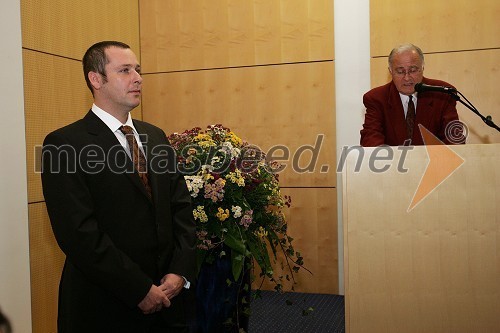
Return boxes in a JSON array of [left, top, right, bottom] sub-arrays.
[[182, 276, 191, 289]]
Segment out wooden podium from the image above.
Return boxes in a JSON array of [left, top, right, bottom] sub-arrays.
[[342, 144, 500, 333]]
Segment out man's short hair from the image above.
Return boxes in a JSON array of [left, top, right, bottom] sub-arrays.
[[82, 41, 131, 95]]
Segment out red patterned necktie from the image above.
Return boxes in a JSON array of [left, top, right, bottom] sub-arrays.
[[406, 95, 416, 139], [120, 125, 152, 198]]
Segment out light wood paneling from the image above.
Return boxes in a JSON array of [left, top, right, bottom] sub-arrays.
[[258, 188, 338, 294], [284, 187, 338, 294], [139, 0, 334, 72], [23, 50, 93, 204], [343, 144, 500, 332], [21, 0, 140, 60], [139, 0, 336, 296], [370, 49, 500, 144], [141, 62, 336, 187], [370, 0, 500, 56], [29, 202, 65, 333]]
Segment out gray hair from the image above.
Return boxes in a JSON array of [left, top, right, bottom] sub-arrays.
[[388, 43, 425, 67]]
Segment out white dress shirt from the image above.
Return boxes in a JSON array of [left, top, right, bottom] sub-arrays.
[[399, 93, 418, 118], [91, 104, 146, 158]]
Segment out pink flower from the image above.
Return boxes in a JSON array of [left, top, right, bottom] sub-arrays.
[[239, 210, 253, 229], [204, 178, 226, 202]]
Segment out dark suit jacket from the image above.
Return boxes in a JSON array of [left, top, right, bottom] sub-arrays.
[[360, 77, 461, 146], [41, 111, 196, 333]]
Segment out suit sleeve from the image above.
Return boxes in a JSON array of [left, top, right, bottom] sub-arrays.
[[360, 92, 387, 147], [162, 133, 197, 283], [41, 131, 153, 308]]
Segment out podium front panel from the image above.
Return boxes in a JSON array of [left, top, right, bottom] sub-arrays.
[[342, 144, 500, 333]]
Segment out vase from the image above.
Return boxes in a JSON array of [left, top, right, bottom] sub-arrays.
[[195, 252, 250, 333]]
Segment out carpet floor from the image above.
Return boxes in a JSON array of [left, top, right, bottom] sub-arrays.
[[248, 290, 345, 333]]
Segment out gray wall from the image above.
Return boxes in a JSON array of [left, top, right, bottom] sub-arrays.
[[0, 0, 32, 332]]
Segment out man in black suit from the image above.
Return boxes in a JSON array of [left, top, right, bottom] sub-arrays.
[[41, 41, 196, 333]]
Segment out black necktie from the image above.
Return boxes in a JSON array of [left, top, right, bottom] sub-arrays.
[[120, 126, 152, 198], [406, 95, 415, 139]]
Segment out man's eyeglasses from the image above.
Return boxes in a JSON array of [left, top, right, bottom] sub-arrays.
[[392, 67, 422, 77]]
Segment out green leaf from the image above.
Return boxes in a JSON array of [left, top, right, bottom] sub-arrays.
[[224, 232, 247, 255], [302, 307, 314, 316], [247, 236, 273, 276], [231, 250, 244, 281]]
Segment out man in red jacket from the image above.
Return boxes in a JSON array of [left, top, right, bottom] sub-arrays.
[[360, 43, 464, 146]]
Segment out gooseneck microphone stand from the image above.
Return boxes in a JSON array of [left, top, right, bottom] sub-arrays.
[[450, 90, 500, 132]]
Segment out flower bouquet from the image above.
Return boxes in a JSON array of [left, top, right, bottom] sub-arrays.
[[168, 125, 306, 290]]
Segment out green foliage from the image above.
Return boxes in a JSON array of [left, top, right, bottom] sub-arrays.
[[168, 125, 309, 293]]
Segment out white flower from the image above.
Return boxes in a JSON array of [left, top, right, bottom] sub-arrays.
[[220, 142, 241, 158], [231, 147, 241, 158], [201, 164, 214, 172], [211, 156, 221, 165], [231, 205, 242, 218], [221, 141, 233, 151], [185, 175, 204, 198]]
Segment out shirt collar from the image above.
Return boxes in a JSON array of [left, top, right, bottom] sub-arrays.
[[91, 104, 136, 133], [398, 92, 418, 105]]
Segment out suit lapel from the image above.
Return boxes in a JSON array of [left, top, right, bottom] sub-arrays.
[[387, 83, 409, 143], [84, 111, 153, 202]]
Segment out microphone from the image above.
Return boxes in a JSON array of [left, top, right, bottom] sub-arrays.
[[414, 82, 457, 94]]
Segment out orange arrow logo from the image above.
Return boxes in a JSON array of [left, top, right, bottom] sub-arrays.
[[408, 125, 465, 212]]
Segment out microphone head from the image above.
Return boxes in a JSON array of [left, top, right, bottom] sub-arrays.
[[414, 82, 424, 93]]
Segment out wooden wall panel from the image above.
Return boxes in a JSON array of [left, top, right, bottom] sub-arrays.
[[262, 188, 338, 294], [29, 203, 65, 333], [21, 0, 140, 60], [140, 0, 336, 294], [370, 0, 500, 56], [141, 62, 336, 187], [23, 50, 93, 204], [370, 49, 500, 144], [139, 0, 334, 72]]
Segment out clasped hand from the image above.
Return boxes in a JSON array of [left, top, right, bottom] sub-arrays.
[[138, 273, 184, 314]]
